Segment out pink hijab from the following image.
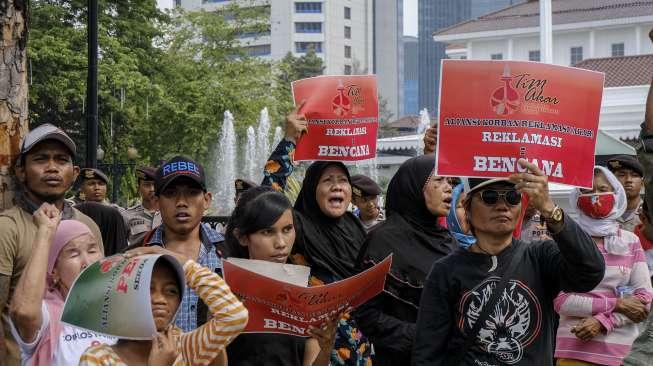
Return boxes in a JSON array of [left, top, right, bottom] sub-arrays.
[[46, 220, 93, 284], [29, 220, 94, 366]]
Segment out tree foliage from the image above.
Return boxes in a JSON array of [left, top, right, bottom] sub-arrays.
[[273, 49, 325, 116], [28, 1, 285, 203]]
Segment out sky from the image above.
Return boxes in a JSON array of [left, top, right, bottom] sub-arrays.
[[156, 0, 419, 36], [404, 0, 418, 37], [157, 0, 172, 10]]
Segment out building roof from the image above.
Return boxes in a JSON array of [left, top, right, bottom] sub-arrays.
[[446, 43, 466, 51], [574, 54, 653, 87], [434, 0, 653, 38], [388, 115, 437, 130], [388, 115, 420, 129]]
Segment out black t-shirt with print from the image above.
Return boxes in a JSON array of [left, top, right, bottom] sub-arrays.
[[412, 214, 605, 366]]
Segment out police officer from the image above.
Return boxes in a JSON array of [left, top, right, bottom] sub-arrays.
[[126, 167, 162, 245], [350, 174, 384, 232], [74, 167, 131, 227], [234, 178, 258, 204], [75, 168, 110, 204], [607, 155, 644, 232]]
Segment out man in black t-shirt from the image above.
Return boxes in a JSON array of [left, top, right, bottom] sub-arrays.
[[412, 159, 605, 366]]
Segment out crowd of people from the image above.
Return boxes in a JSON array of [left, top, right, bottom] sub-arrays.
[[2, 35, 653, 366]]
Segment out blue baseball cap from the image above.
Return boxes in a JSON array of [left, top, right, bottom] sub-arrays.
[[155, 156, 206, 195]]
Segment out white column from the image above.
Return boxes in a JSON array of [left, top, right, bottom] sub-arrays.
[[635, 26, 642, 55], [467, 41, 473, 59], [507, 38, 514, 60], [539, 0, 553, 63], [589, 30, 595, 58]]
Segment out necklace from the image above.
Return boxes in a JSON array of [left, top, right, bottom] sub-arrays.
[[471, 243, 498, 272]]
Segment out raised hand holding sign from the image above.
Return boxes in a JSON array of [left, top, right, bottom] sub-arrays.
[[435, 60, 604, 188], [291, 75, 379, 161], [285, 100, 308, 144]]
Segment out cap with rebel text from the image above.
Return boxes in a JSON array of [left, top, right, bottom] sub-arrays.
[[155, 156, 206, 195]]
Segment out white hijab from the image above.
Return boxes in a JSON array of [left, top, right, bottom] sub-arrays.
[[569, 165, 628, 255]]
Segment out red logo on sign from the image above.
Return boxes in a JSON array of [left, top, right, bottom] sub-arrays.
[[332, 80, 351, 117], [490, 66, 520, 115]]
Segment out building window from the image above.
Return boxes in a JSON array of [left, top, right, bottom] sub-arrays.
[[344, 65, 352, 75], [295, 2, 322, 13], [344, 26, 351, 39], [344, 45, 351, 58], [611, 43, 625, 57], [528, 50, 540, 62], [295, 22, 322, 33], [244, 44, 271, 57], [460, 55, 467, 60], [295, 42, 322, 53], [238, 30, 271, 39], [344, 6, 351, 19], [490, 53, 503, 60], [570, 46, 583, 64]]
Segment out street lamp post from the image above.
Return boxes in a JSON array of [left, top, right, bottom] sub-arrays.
[[97, 146, 138, 204], [86, 0, 99, 168]]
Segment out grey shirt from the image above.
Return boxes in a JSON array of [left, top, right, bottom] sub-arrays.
[[126, 202, 162, 245]]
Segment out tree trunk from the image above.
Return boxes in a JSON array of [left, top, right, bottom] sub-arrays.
[[0, 0, 29, 211]]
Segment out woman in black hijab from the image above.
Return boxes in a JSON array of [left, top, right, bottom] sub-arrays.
[[292, 161, 366, 282], [262, 119, 372, 365], [354, 154, 457, 366], [74, 201, 130, 255]]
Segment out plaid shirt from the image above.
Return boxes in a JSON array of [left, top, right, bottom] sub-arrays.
[[147, 223, 224, 332]]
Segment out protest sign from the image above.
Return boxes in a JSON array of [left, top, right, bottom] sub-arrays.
[[226, 258, 311, 286], [222, 255, 392, 337], [435, 60, 604, 188], [61, 254, 185, 340], [291, 75, 379, 161]]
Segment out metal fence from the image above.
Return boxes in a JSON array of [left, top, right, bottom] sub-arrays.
[[201, 216, 230, 230]]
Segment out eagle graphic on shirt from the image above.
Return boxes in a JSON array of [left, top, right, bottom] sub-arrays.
[[458, 277, 542, 365]]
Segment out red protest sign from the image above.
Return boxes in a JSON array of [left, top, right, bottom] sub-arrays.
[[291, 75, 379, 161], [435, 60, 604, 188], [222, 256, 392, 337]]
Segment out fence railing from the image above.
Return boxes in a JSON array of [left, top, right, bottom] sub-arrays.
[[201, 216, 230, 230]]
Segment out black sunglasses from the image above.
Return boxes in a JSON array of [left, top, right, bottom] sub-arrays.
[[479, 189, 522, 206]]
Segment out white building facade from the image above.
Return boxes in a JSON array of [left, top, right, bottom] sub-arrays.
[[374, 0, 403, 120], [178, 0, 374, 76], [442, 23, 653, 65]]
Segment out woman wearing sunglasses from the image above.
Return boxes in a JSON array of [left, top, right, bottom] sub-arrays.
[[413, 159, 605, 366], [354, 154, 457, 366], [554, 166, 653, 366]]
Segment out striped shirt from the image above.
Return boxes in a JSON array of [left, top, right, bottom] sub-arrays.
[[554, 229, 653, 366], [78, 260, 248, 366]]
